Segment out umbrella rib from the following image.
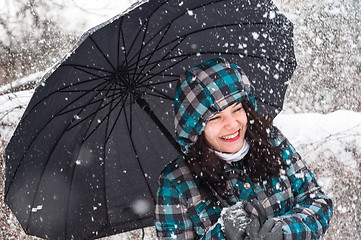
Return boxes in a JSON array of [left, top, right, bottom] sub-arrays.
[[140, 78, 179, 97], [58, 90, 125, 118], [61, 64, 114, 75], [118, 0, 172, 69], [123, 0, 292, 84], [128, 16, 187, 84], [98, 82, 121, 236], [144, 86, 174, 101], [57, 74, 112, 90], [8, 85, 123, 234], [131, 0, 250, 83], [127, 72, 177, 78], [143, 91, 173, 101], [117, 17, 124, 69], [88, 35, 117, 72], [132, 40, 187, 85], [141, 78, 179, 87], [102, 95, 128, 144], [82, 82, 123, 141], [81, 93, 128, 142], [64, 152, 78, 239], [131, 14, 151, 84], [131, 17, 172, 85], [68, 91, 128, 138], [99, 87, 117, 236], [119, 17, 131, 74], [257, 98, 283, 111], [123, 102, 155, 201], [59, 89, 114, 93], [117, 16, 134, 93], [56, 80, 113, 116], [136, 56, 189, 86]]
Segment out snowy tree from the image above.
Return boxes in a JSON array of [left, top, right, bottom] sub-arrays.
[[0, 0, 77, 85], [275, 0, 361, 113]]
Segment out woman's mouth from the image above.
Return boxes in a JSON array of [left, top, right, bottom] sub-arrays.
[[219, 129, 241, 142]]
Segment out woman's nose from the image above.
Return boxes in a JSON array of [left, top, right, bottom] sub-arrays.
[[223, 115, 237, 129]]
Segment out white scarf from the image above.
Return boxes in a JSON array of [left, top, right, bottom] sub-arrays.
[[213, 140, 250, 164]]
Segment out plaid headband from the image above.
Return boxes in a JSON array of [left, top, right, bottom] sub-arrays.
[[174, 57, 256, 153]]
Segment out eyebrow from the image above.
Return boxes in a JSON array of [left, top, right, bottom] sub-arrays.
[[233, 102, 242, 108]]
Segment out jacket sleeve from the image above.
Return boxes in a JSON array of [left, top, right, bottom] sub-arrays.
[[154, 173, 226, 239], [274, 129, 333, 240]]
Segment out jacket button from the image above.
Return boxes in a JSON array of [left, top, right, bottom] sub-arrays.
[[243, 182, 251, 190]]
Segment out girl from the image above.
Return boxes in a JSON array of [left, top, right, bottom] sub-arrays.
[[155, 57, 333, 239]]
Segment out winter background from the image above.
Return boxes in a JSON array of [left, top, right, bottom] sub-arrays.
[[0, 0, 360, 239]]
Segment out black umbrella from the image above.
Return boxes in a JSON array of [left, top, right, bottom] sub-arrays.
[[4, 0, 296, 239]]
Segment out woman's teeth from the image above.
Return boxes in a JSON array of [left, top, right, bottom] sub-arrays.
[[220, 130, 239, 140]]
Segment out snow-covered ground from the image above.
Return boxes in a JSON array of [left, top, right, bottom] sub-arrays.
[[0, 73, 360, 239]]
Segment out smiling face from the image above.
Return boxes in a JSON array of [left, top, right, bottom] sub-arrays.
[[203, 102, 247, 153]]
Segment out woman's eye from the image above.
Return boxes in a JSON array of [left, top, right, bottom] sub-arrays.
[[209, 116, 220, 121], [234, 107, 243, 112]]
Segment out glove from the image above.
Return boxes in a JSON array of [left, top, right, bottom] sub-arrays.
[[221, 201, 252, 240], [245, 199, 283, 240], [246, 218, 283, 240]]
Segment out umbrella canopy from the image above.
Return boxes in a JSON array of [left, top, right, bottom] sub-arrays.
[[4, 0, 296, 239]]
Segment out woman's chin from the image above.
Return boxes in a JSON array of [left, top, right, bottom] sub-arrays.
[[218, 139, 244, 153]]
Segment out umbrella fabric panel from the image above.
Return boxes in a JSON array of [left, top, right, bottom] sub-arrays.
[[104, 102, 179, 222], [235, 57, 294, 115], [5, 116, 92, 239], [65, 139, 109, 240], [28, 135, 109, 240]]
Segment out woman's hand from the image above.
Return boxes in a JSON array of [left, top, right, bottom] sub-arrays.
[[245, 199, 283, 240], [245, 218, 283, 240], [221, 201, 251, 240]]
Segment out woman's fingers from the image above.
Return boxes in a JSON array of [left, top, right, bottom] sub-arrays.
[[246, 218, 260, 239], [258, 219, 275, 237], [250, 199, 267, 224], [266, 222, 283, 240]]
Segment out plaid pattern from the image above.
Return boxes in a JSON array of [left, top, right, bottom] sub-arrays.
[[174, 57, 255, 153], [155, 128, 333, 239]]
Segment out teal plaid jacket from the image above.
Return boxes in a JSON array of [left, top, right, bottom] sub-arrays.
[[155, 128, 333, 239]]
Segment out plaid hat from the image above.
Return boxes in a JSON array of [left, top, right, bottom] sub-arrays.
[[174, 57, 256, 153]]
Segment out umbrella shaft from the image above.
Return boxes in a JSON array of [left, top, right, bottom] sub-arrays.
[[136, 97, 182, 155]]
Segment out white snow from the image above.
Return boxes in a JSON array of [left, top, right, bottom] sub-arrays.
[[274, 110, 361, 170]]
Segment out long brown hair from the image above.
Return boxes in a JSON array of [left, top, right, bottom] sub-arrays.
[[186, 102, 286, 199]]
